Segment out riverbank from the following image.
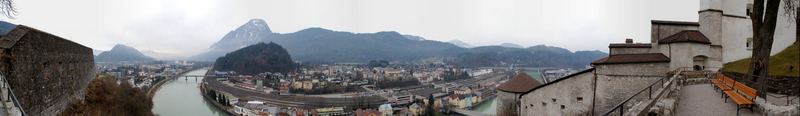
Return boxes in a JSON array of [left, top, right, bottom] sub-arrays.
[[147, 67, 204, 97], [200, 83, 237, 115], [199, 68, 237, 115]]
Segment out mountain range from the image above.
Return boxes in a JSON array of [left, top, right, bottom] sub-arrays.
[[95, 44, 155, 62], [442, 45, 606, 68], [447, 40, 472, 48], [191, 19, 458, 63], [191, 19, 607, 68], [499, 43, 524, 48]]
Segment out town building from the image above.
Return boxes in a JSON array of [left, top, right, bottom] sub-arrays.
[[315, 107, 346, 116], [355, 109, 382, 116], [390, 92, 414, 105], [378, 104, 393, 115]]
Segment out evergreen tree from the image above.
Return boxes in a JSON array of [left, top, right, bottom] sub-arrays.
[[427, 94, 435, 116]]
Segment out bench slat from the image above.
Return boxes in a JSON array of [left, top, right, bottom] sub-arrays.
[[724, 90, 753, 105], [734, 83, 757, 100], [712, 79, 732, 90]]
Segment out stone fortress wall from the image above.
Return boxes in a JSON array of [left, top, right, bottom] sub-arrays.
[[0, 25, 95, 116]]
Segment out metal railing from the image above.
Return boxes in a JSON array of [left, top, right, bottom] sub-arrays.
[[737, 73, 800, 106], [601, 69, 682, 116], [0, 73, 26, 116]]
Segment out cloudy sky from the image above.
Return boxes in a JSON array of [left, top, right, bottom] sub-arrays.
[[6, 0, 698, 58]]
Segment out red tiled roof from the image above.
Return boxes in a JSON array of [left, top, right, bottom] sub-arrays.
[[497, 72, 541, 93], [609, 43, 652, 48], [658, 30, 711, 44], [591, 53, 670, 65]]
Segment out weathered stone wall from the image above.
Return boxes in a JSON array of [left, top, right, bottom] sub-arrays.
[[595, 63, 670, 76], [593, 63, 669, 115], [650, 23, 699, 45], [519, 71, 595, 116], [496, 91, 520, 116], [663, 43, 711, 70], [0, 26, 95, 116], [699, 10, 723, 46], [707, 45, 723, 70], [609, 47, 653, 55], [651, 21, 700, 62]]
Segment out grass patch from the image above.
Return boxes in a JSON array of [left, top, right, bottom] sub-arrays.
[[722, 42, 799, 77]]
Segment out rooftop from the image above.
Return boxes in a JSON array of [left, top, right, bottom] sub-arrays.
[[497, 72, 541, 93], [591, 53, 670, 65], [658, 30, 711, 44], [651, 20, 700, 26], [609, 43, 652, 48]]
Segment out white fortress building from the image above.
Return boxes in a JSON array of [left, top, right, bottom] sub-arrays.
[[700, 0, 797, 63], [495, 0, 797, 115]]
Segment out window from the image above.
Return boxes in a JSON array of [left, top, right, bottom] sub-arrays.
[[746, 37, 753, 50], [577, 97, 584, 103], [746, 4, 753, 17], [561, 105, 566, 110]]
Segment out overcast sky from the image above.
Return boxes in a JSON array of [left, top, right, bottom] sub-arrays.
[[6, 0, 698, 57]]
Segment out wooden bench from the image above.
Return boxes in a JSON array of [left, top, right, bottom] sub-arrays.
[[711, 73, 733, 97], [721, 77, 758, 115]]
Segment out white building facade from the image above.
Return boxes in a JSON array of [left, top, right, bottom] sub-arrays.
[[700, 0, 797, 63]]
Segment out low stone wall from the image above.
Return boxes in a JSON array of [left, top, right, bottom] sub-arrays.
[[721, 72, 800, 115], [631, 74, 681, 116], [722, 72, 800, 95], [754, 98, 800, 116]]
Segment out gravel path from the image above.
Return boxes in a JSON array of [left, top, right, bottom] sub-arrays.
[[676, 84, 761, 116]]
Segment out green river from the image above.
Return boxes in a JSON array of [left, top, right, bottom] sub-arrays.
[[152, 68, 227, 116]]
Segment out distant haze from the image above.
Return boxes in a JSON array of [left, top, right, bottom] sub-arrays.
[[7, 0, 698, 57]]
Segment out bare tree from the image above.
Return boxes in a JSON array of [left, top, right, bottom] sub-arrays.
[[0, 0, 15, 18], [748, 0, 797, 96]]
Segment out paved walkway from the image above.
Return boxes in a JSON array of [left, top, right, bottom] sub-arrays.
[[676, 84, 760, 116]]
